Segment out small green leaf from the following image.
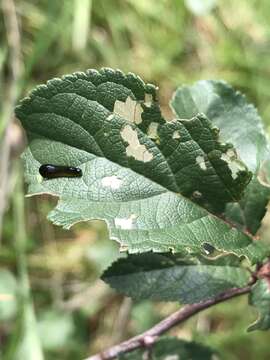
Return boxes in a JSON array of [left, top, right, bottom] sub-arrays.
[[102, 253, 250, 303], [248, 278, 270, 332], [119, 336, 217, 360], [16, 69, 268, 262]]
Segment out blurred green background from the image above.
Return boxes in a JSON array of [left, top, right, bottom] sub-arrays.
[[1, 0, 270, 359]]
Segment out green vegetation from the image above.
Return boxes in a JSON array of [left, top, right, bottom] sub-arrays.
[[2, 1, 270, 359]]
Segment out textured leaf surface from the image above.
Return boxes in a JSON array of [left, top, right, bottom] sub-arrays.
[[119, 337, 217, 360], [16, 69, 267, 262], [171, 80, 268, 172], [248, 279, 270, 331], [102, 253, 250, 303], [225, 177, 270, 235], [157, 113, 251, 213], [171, 80, 270, 234]]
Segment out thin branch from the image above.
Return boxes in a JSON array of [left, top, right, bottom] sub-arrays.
[[85, 286, 251, 360]]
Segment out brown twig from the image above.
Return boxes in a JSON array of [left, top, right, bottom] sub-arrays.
[[85, 286, 251, 360]]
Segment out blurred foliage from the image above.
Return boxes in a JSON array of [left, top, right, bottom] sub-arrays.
[[1, 0, 270, 359]]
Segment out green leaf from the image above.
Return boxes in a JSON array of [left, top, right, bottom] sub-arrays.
[[16, 69, 267, 262], [225, 177, 270, 235], [171, 80, 270, 234], [248, 278, 270, 332], [102, 253, 250, 303], [118, 336, 217, 360], [171, 80, 268, 173], [157, 113, 251, 213]]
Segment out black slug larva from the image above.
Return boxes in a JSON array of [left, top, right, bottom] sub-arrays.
[[39, 164, 82, 179]]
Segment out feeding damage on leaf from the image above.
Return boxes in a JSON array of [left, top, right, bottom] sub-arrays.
[[114, 214, 137, 230], [158, 113, 252, 213], [147, 122, 159, 140], [101, 175, 122, 190], [113, 96, 144, 125], [172, 130, 181, 139], [15, 68, 270, 263], [196, 155, 207, 171], [120, 125, 153, 162], [220, 149, 247, 180]]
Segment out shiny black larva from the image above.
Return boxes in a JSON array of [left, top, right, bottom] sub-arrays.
[[39, 164, 82, 179]]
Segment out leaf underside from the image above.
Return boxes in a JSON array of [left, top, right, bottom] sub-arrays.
[[16, 68, 269, 262]]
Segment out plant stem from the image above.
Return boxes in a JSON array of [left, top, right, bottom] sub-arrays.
[[12, 164, 44, 360], [0, 0, 22, 135], [85, 286, 251, 360], [0, 0, 22, 241]]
